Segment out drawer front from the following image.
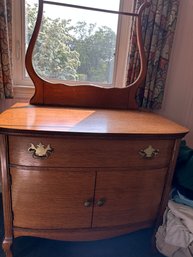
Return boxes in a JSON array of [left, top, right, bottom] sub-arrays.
[[9, 135, 174, 168]]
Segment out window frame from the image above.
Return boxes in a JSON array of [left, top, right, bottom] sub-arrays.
[[12, 0, 134, 98]]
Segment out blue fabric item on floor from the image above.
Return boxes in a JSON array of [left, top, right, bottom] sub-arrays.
[[173, 190, 193, 208], [173, 140, 193, 200]]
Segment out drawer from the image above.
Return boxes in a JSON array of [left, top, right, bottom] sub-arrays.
[[8, 135, 174, 168]]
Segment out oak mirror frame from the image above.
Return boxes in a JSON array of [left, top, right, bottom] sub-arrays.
[[25, 0, 150, 109]]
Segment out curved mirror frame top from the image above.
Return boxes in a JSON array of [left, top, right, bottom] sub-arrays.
[[26, 0, 150, 109]]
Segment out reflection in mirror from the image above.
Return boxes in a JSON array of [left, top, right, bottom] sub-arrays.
[[26, 0, 120, 85]]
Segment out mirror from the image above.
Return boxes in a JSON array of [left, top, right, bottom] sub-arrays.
[[25, 0, 150, 109], [26, 0, 121, 85]]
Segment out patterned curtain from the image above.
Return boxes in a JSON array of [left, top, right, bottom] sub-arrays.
[[127, 0, 180, 109], [0, 0, 13, 98]]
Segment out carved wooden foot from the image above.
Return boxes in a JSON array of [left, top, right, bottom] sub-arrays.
[[2, 237, 13, 257]]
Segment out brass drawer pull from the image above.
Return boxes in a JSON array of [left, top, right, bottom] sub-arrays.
[[84, 199, 93, 207], [28, 143, 53, 159], [96, 198, 106, 207], [139, 145, 159, 159]]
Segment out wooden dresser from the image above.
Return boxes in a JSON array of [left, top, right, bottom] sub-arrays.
[[0, 102, 188, 257]]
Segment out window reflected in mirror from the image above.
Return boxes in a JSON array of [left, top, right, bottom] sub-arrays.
[[25, 0, 124, 86]]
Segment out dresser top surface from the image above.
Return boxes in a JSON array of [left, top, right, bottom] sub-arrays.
[[0, 103, 188, 136]]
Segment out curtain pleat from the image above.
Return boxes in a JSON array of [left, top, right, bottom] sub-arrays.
[[0, 0, 13, 98], [127, 0, 180, 109]]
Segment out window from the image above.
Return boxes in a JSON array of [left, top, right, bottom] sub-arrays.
[[12, 0, 134, 97]]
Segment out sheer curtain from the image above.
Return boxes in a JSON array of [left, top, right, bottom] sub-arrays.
[[127, 0, 180, 109], [0, 0, 13, 98]]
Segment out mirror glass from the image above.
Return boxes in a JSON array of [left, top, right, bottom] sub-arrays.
[[25, 0, 121, 86]]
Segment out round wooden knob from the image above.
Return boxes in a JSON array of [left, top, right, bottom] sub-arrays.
[[84, 199, 92, 207], [97, 198, 106, 207]]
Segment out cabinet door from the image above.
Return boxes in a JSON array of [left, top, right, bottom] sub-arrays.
[[11, 168, 95, 229], [92, 168, 167, 228]]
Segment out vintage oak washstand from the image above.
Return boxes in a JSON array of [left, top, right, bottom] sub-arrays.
[[0, 1, 188, 256]]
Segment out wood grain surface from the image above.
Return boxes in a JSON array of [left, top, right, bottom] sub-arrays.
[[0, 103, 189, 136]]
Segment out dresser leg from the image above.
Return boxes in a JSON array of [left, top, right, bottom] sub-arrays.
[[2, 237, 13, 257]]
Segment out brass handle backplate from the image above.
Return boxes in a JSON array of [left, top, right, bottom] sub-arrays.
[[28, 143, 53, 159], [139, 145, 159, 159]]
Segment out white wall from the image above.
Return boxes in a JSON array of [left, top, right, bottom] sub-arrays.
[[159, 0, 193, 148]]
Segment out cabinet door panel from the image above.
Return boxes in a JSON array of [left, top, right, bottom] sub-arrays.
[[92, 169, 167, 228], [11, 168, 95, 229]]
